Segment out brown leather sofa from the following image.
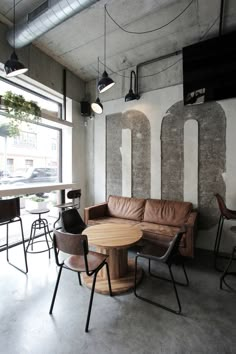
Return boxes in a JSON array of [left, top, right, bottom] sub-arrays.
[[84, 195, 198, 258]]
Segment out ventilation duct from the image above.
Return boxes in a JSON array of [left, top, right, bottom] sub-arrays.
[[7, 0, 99, 49]]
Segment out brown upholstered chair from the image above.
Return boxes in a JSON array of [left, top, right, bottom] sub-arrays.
[[49, 229, 112, 332], [134, 227, 189, 314], [214, 193, 236, 270], [0, 197, 28, 273]]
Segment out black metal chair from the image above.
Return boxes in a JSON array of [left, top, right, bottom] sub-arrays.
[[49, 229, 112, 332], [214, 193, 236, 270], [220, 245, 236, 292], [0, 197, 28, 273], [134, 227, 189, 314], [53, 189, 81, 228], [61, 208, 87, 234]]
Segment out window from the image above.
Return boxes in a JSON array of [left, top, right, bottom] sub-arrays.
[[25, 159, 33, 168], [0, 77, 62, 120], [0, 77, 63, 186], [7, 158, 14, 174]]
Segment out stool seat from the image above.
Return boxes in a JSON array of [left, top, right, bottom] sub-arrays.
[[28, 208, 50, 215]]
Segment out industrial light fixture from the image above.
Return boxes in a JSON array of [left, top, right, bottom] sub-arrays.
[[91, 97, 103, 114], [97, 5, 115, 93], [4, 0, 28, 77], [91, 57, 104, 114], [125, 70, 140, 102]]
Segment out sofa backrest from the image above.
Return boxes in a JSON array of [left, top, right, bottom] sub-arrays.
[[107, 195, 145, 221], [143, 199, 192, 227]]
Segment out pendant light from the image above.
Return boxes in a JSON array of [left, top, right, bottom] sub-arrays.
[[4, 0, 28, 77], [97, 5, 115, 93], [91, 57, 103, 114], [125, 70, 140, 102]]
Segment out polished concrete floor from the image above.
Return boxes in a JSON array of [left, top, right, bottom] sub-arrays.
[[0, 243, 236, 354]]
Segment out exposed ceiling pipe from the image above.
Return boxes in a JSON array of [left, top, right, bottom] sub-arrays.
[[7, 0, 99, 49]]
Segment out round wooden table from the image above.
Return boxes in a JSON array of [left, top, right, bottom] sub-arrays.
[[82, 223, 143, 295]]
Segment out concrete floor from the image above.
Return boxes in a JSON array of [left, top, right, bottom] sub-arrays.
[[0, 244, 236, 354]]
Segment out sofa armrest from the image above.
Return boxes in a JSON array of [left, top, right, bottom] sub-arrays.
[[183, 210, 198, 258], [84, 202, 108, 224]]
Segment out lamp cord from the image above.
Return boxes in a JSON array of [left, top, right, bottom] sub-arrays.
[[104, 5, 106, 71], [97, 12, 220, 81], [105, 0, 195, 35], [13, 0, 15, 51]]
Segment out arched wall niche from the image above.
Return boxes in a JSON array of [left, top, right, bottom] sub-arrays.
[[106, 109, 151, 199], [161, 100, 226, 229]]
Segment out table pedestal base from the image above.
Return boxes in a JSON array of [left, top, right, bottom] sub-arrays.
[[82, 259, 142, 295]]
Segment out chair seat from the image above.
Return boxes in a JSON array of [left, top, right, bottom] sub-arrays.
[[64, 251, 108, 272], [141, 240, 169, 258], [55, 202, 78, 209]]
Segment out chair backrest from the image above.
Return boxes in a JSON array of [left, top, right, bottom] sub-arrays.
[[215, 193, 228, 218], [67, 189, 81, 200], [53, 229, 88, 256], [162, 226, 187, 264], [0, 197, 20, 223], [61, 208, 87, 234]]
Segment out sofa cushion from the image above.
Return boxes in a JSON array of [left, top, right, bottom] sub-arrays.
[[107, 195, 145, 221], [143, 199, 192, 227], [139, 222, 185, 247], [87, 217, 140, 226]]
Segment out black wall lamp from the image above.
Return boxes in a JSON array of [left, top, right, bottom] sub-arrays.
[[97, 5, 115, 93], [125, 70, 140, 102], [91, 57, 103, 114], [4, 0, 28, 77]]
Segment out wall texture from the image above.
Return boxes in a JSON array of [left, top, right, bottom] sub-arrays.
[[89, 81, 236, 253]]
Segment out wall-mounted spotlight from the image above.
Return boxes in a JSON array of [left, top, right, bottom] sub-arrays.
[[125, 70, 140, 102]]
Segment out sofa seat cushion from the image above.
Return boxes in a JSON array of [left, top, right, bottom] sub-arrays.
[[139, 222, 185, 248], [87, 217, 140, 226], [107, 195, 145, 221], [143, 199, 192, 227]]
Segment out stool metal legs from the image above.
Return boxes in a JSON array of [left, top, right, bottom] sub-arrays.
[[26, 215, 52, 258], [220, 246, 236, 292]]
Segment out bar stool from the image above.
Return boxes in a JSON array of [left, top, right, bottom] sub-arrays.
[[214, 193, 236, 270], [0, 197, 28, 273], [26, 208, 52, 258], [220, 245, 236, 292]]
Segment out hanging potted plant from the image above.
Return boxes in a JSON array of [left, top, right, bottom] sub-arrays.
[[0, 91, 41, 124]]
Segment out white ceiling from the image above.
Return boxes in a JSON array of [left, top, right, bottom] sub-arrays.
[[0, 0, 236, 82]]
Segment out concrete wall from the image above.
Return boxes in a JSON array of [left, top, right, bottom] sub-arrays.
[[85, 57, 236, 253]]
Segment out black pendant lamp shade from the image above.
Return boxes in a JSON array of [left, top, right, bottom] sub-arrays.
[[91, 97, 103, 114], [97, 5, 115, 93], [98, 71, 115, 93], [125, 70, 140, 102], [4, 0, 28, 78], [4, 51, 28, 77]]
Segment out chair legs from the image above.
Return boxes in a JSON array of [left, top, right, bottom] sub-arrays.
[[6, 219, 28, 274], [85, 261, 112, 333], [220, 246, 236, 292], [49, 261, 112, 333], [214, 215, 225, 270], [134, 255, 189, 314], [49, 265, 63, 314]]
